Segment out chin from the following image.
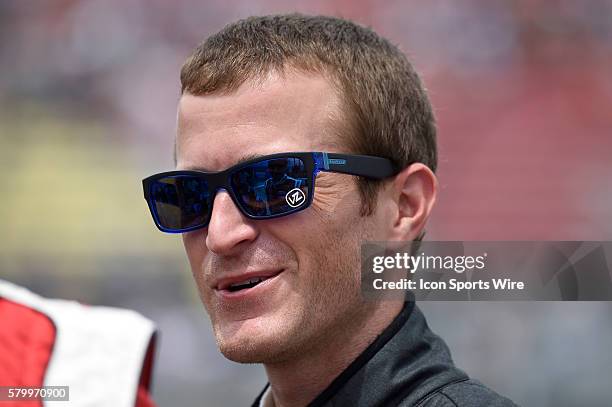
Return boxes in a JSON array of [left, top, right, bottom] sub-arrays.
[[213, 318, 289, 364], [216, 332, 285, 364], [218, 342, 270, 363]]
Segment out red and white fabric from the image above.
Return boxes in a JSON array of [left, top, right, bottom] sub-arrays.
[[0, 279, 157, 407]]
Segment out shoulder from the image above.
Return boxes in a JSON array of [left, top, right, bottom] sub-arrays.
[[411, 379, 519, 407]]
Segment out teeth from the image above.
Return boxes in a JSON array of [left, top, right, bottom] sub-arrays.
[[229, 277, 265, 289]]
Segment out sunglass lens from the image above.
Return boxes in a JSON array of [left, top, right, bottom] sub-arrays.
[[149, 175, 211, 231], [231, 157, 310, 217]]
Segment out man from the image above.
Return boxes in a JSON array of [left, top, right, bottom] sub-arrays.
[[142, 14, 517, 406]]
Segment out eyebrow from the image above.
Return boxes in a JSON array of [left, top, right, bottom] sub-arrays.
[[180, 153, 265, 172]]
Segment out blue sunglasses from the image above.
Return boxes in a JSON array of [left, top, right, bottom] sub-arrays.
[[142, 152, 395, 233]]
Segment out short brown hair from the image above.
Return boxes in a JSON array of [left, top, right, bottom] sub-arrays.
[[180, 14, 437, 216]]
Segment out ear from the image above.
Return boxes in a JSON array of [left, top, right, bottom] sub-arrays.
[[387, 163, 438, 242]]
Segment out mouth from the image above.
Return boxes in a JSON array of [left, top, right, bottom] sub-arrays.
[[226, 276, 270, 292], [215, 270, 283, 294]]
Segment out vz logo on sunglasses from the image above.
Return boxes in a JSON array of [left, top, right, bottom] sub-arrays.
[[285, 188, 306, 208]]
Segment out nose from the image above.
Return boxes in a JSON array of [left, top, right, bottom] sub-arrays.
[[205, 190, 259, 255]]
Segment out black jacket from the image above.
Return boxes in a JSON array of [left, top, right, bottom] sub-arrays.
[[252, 299, 518, 406]]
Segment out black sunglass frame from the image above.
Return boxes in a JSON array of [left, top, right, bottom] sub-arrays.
[[142, 152, 395, 233]]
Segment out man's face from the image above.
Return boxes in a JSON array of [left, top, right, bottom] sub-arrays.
[[176, 70, 388, 363]]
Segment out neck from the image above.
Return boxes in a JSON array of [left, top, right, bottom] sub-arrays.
[[263, 300, 404, 407]]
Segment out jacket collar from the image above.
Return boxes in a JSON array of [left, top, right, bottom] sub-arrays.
[[253, 296, 468, 406]]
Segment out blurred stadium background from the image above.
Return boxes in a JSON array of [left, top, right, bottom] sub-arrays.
[[1, 1, 611, 406]]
